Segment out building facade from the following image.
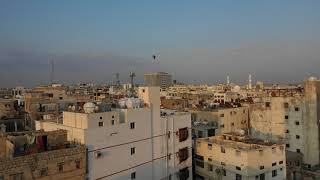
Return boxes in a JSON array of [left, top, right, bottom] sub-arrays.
[[144, 72, 172, 91]]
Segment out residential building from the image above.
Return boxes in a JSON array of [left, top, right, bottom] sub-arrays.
[[0, 129, 86, 180], [195, 133, 286, 180], [36, 86, 192, 180]]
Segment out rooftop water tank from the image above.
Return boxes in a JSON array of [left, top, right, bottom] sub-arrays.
[[83, 102, 96, 113]]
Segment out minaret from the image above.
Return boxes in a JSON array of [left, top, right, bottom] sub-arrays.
[[227, 75, 230, 85], [248, 74, 252, 89]]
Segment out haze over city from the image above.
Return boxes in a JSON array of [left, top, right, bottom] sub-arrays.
[[1, 0, 320, 87]]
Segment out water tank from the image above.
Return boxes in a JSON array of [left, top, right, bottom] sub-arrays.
[[83, 102, 96, 113]]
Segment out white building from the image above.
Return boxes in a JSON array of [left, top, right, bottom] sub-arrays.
[[195, 134, 286, 180], [36, 86, 192, 180]]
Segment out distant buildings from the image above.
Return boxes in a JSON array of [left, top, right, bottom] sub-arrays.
[[144, 72, 172, 91], [0, 129, 86, 180], [195, 133, 286, 180], [36, 87, 192, 180]]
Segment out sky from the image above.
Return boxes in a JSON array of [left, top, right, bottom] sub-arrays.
[[0, 0, 320, 87]]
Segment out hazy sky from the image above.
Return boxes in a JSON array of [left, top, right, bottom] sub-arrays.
[[1, 1, 320, 87]]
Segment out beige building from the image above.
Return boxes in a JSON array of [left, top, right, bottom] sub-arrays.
[[144, 72, 172, 91], [195, 134, 286, 180], [191, 106, 249, 138], [250, 77, 320, 170], [0, 129, 86, 180], [36, 86, 192, 180]]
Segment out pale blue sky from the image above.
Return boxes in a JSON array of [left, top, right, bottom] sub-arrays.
[[0, 1, 320, 87]]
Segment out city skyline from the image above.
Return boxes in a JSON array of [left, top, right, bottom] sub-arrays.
[[1, 1, 320, 87]]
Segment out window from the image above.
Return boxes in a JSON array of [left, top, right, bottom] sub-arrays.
[[265, 102, 270, 107], [220, 124, 224, 128], [279, 161, 283, 164], [98, 122, 104, 127], [100, 116, 102, 119], [221, 162, 226, 166], [208, 158, 212, 162], [131, 172, 136, 179], [208, 164, 213, 171], [76, 160, 81, 169], [297, 149, 301, 153], [179, 127, 188, 142], [231, 122, 234, 126], [284, 102, 289, 108], [178, 147, 189, 163], [208, 144, 212, 150], [112, 115, 115, 118], [295, 121, 300, 125], [295, 107, 299, 111], [236, 150, 241, 156], [221, 146, 225, 153], [236, 166, 241, 171], [286, 144, 290, 148], [130, 122, 135, 129], [285, 115, 289, 119], [40, 168, 48, 176], [111, 120, 115, 125], [198, 131, 203, 138], [296, 135, 300, 139], [295, 160, 300, 166], [272, 162, 276, 166], [142, 89, 145, 93], [272, 147, 276, 153], [59, 97, 63, 100], [58, 163, 64, 172], [195, 160, 204, 168], [236, 174, 242, 180], [220, 113, 224, 117], [131, 147, 135, 155], [272, 170, 277, 177], [260, 166, 264, 170], [222, 169, 226, 176], [259, 173, 265, 180], [286, 130, 289, 133]]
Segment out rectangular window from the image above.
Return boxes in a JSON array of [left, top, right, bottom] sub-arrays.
[[236, 166, 241, 171], [208, 158, 212, 162], [286, 144, 290, 148], [58, 163, 64, 172], [98, 121, 104, 127], [297, 149, 301, 153], [260, 166, 264, 170], [198, 131, 203, 138], [279, 161, 283, 164], [296, 135, 300, 139], [285, 115, 289, 119], [131, 147, 135, 155], [208, 164, 213, 171], [272, 162, 276, 166], [236, 174, 242, 180], [265, 102, 270, 107], [76, 160, 81, 169], [111, 120, 115, 125], [231, 122, 234, 126], [179, 127, 188, 142], [284, 103, 289, 108], [195, 160, 204, 168], [222, 169, 226, 176], [295, 107, 299, 111], [272, 170, 277, 177], [131, 172, 136, 179], [208, 144, 212, 150], [295, 121, 300, 125], [220, 114, 224, 117], [130, 122, 135, 129], [259, 173, 265, 180]]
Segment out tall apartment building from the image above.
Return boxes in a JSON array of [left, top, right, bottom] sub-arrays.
[[144, 72, 172, 91], [36, 86, 192, 180], [250, 77, 320, 170], [0, 129, 86, 180], [195, 134, 286, 180]]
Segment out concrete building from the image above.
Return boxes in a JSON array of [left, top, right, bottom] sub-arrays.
[[144, 72, 172, 91], [36, 86, 192, 180], [0, 129, 86, 180], [195, 133, 286, 180], [250, 77, 320, 171]]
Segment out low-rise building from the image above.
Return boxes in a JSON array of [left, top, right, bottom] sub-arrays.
[[195, 134, 286, 180], [0, 129, 86, 180]]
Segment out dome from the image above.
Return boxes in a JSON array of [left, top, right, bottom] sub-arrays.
[[83, 102, 96, 113], [308, 76, 317, 81]]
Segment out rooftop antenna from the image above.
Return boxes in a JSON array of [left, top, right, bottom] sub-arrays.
[[129, 72, 136, 97], [227, 75, 230, 85], [49, 58, 55, 85], [248, 74, 252, 89]]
